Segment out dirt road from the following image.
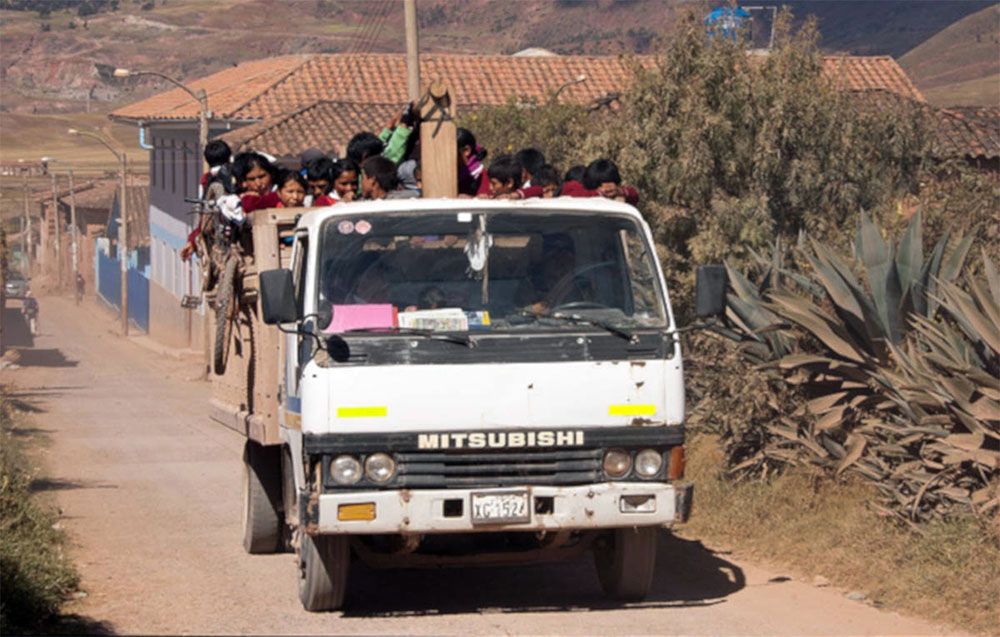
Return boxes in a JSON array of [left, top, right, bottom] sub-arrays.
[[3, 297, 960, 636]]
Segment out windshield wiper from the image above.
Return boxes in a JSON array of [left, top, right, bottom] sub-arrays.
[[517, 310, 636, 342], [341, 326, 476, 348]]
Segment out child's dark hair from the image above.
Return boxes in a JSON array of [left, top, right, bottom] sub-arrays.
[[362, 156, 399, 192], [347, 132, 385, 164], [514, 147, 546, 179], [564, 164, 586, 183], [204, 140, 232, 167], [276, 168, 307, 191], [331, 158, 359, 181], [583, 158, 621, 189], [457, 128, 486, 160], [533, 164, 561, 188], [487, 154, 523, 188], [305, 157, 335, 188], [231, 151, 278, 190]]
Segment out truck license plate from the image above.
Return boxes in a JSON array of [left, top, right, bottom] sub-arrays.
[[471, 491, 530, 525]]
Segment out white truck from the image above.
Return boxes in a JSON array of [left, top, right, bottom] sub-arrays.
[[213, 196, 725, 612]]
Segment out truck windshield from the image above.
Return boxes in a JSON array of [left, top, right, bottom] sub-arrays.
[[316, 211, 666, 334]]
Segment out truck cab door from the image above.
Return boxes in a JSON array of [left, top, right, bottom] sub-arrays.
[[284, 230, 309, 415]]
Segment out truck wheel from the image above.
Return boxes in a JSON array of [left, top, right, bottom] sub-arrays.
[[242, 440, 282, 554], [593, 526, 658, 602], [298, 533, 350, 612]]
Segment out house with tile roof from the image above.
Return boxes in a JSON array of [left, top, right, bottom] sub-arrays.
[[932, 106, 1000, 172], [857, 90, 1000, 172], [108, 51, 926, 349]]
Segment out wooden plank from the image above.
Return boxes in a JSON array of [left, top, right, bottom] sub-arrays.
[[210, 206, 300, 446], [419, 82, 458, 198]]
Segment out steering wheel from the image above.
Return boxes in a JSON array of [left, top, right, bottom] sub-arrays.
[[551, 301, 610, 312], [546, 260, 617, 308]]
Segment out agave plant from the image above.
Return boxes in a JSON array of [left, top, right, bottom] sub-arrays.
[[718, 211, 998, 522]]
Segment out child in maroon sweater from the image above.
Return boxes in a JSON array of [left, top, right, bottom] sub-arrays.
[[548, 158, 639, 205], [181, 151, 278, 261], [477, 154, 523, 199], [233, 151, 280, 212]]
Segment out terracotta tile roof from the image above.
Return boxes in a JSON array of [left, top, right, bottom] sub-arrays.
[[218, 100, 400, 159], [233, 53, 638, 120], [114, 53, 926, 124], [822, 56, 924, 102], [65, 180, 118, 209], [854, 90, 998, 161], [934, 106, 1000, 160], [110, 55, 313, 122]]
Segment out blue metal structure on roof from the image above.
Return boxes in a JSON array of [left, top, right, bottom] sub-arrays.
[[705, 6, 751, 40]]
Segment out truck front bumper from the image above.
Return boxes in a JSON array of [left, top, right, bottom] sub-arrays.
[[313, 481, 693, 534]]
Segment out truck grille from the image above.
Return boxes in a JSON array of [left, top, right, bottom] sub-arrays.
[[393, 448, 603, 488]]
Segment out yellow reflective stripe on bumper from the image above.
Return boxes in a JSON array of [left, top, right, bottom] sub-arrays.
[[337, 406, 388, 418], [609, 404, 656, 416]]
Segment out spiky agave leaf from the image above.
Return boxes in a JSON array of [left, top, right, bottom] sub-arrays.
[[715, 213, 998, 522]]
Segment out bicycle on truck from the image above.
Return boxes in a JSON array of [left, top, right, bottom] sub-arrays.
[[182, 195, 252, 376]]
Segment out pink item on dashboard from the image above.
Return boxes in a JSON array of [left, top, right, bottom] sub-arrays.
[[323, 304, 398, 334]]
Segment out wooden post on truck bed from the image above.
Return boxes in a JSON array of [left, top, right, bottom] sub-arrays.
[[419, 81, 457, 199]]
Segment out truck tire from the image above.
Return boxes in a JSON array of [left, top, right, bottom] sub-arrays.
[[593, 526, 658, 602], [298, 533, 350, 612], [242, 440, 282, 554], [213, 255, 238, 375]]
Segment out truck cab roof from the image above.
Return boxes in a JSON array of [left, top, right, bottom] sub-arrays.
[[294, 196, 647, 234]]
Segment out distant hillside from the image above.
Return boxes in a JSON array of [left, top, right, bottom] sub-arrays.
[[0, 0, 993, 114], [783, 0, 993, 57], [899, 4, 1000, 107]]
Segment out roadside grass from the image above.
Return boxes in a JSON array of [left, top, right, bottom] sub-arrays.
[[678, 435, 1000, 636], [0, 392, 80, 634]]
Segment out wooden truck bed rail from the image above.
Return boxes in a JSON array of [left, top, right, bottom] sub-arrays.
[[210, 208, 299, 446]]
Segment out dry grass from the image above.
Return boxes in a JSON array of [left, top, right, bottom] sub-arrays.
[[0, 393, 80, 633], [921, 73, 1000, 108], [0, 112, 147, 174], [679, 435, 1000, 636]]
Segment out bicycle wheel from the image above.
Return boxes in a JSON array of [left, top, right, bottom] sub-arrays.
[[214, 255, 238, 375]]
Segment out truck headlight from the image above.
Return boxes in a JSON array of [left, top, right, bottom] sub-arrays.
[[635, 449, 663, 478], [332, 455, 362, 485], [602, 449, 632, 478], [364, 453, 396, 483]]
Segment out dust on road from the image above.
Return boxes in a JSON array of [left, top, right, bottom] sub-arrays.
[[1, 297, 961, 635]]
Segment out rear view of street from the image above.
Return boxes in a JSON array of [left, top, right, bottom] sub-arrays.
[[2, 297, 960, 636]]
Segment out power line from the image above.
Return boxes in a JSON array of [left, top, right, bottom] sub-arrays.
[[348, 0, 395, 102]]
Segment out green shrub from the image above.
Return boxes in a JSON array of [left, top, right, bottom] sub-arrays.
[[464, 8, 932, 321], [0, 397, 79, 633]]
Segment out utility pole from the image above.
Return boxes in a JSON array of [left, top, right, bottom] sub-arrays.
[[50, 169, 62, 287], [68, 167, 79, 303], [119, 153, 129, 336], [404, 0, 421, 102], [22, 175, 30, 274], [67, 128, 128, 335]]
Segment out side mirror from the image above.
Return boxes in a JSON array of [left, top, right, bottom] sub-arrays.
[[259, 268, 300, 325], [694, 264, 727, 318]]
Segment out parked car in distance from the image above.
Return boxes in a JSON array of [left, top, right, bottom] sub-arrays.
[[4, 271, 29, 299]]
